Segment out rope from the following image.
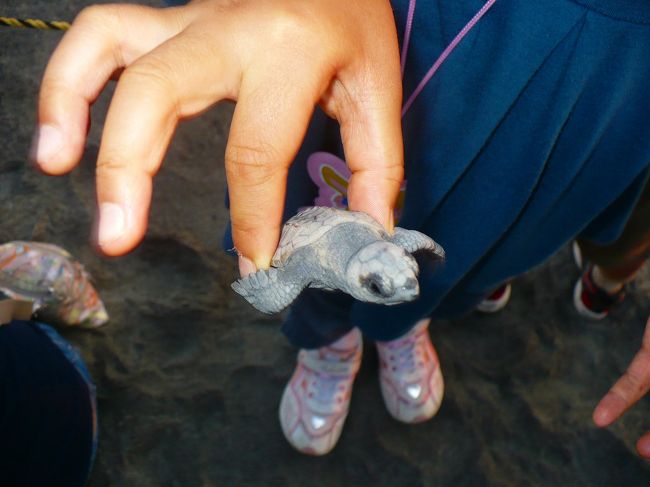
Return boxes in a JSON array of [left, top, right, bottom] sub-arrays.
[[0, 16, 70, 31]]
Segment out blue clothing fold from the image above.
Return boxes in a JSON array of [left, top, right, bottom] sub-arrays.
[[222, 0, 650, 346]]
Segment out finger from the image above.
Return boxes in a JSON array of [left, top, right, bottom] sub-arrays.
[[227, 69, 324, 270], [33, 4, 186, 174], [323, 12, 403, 230], [637, 431, 650, 459], [593, 318, 650, 427], [330, 83, 404, 231], [95, 29, 237, 255]]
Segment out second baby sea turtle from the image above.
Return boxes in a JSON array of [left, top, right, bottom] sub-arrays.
[[232, 207, 445, 314]]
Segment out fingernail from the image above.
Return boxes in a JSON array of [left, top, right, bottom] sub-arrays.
[[30, 124, 64, 164], [238, 255, 257, 277], [98, 203, 126, 247]]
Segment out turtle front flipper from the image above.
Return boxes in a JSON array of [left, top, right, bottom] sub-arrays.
[[389, 228, 446, 260], [231, 268, 306, 314]]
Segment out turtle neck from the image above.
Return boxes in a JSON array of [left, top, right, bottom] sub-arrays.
[[570, 0, 650, 24]]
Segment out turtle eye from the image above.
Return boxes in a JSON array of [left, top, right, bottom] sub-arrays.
[[361, 274, 392, 298]]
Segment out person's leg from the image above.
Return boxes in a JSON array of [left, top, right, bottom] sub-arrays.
[[0, 321, 96, 487], [575, 181, 650, 318], [281, 289, 357, 349]]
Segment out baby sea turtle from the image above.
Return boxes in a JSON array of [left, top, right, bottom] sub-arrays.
[[0, 241, 108, 327], [232, 207, 445, 314]]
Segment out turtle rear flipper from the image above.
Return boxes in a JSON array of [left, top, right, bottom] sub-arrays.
[[231, 268, 306, 314]]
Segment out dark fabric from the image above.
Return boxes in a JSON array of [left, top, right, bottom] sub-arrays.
[[569, 0, 650, 23], [281, 288, 356, 349], [0, 321, 94, 487], [223, 0, 650, 346], [578, 179, 650, 275]]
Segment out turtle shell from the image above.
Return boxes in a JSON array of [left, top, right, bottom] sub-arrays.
[[271, 207, 385, 267], [0, 241, 108, 327]]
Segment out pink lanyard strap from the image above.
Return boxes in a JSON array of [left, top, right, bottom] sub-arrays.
[[400, 0, 497, 117]]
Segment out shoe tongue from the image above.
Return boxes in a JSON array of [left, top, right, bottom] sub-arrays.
[[302, 350, 359, 376], [388, 339, 422, 377], [322, 347, 356, 362]]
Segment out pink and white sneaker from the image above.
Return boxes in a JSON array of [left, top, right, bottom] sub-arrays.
[[279, 328, 362, 455], [376, 319, 444, 423]]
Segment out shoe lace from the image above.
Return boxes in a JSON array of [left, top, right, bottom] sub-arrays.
[[302, 348, 357, 413], [309, 374, 346, 406], [383, 330, 426, 381]]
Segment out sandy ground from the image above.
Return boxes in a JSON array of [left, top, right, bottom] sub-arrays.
[[2, 1, 650, 485]]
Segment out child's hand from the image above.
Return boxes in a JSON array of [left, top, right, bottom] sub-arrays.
[[32, 0, 403, 270], [593, 316, 650, 458]]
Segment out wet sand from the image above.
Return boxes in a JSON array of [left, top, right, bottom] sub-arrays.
[[2, 2, 650, 485]]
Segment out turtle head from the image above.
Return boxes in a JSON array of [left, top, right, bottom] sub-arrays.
[[346, 241, 419, 305]]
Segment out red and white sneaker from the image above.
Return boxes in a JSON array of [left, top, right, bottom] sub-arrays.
[[572, 241, 584, 269], [376, 319, 444, 423], [476, 283, 512, 313], [573, 264, 626, 320], [279, 328, 362, 455]]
